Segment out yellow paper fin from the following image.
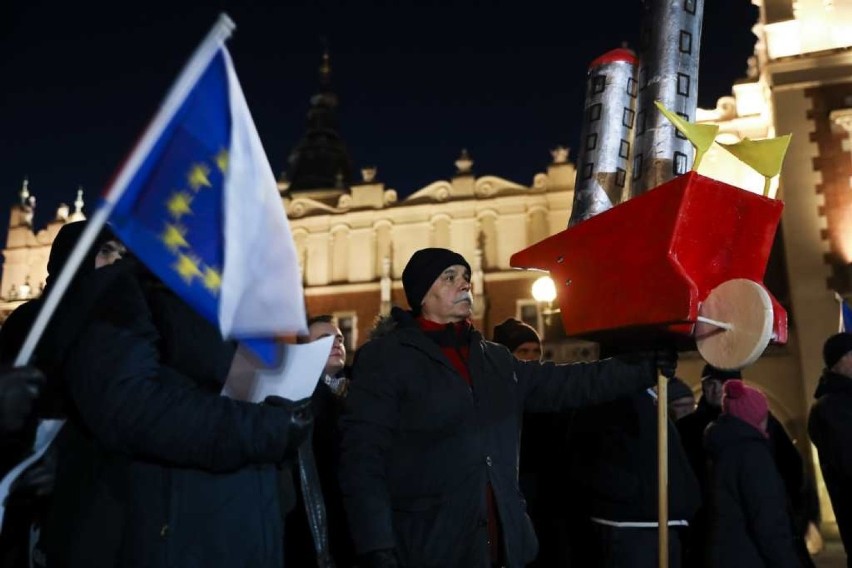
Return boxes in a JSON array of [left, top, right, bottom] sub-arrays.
[[717, 135, 792, 179], [654, 100, 719, 170]]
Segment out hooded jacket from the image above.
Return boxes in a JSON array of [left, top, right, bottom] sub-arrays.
[[0, 221, 118, 410], [340, 307, 657, 568], [0, 221, 121, 568]]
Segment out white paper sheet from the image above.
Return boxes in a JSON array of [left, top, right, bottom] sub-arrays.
[[0, 419, 64, 530], [221, 336, 333, 402]]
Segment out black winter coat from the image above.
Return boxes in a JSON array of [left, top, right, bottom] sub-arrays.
[[572, 391, 701, 523], [44, 269, 301, 568], [339, 309, 657, 568], [677, 397, 811, 565], [704, 414, 801, 568], [808, 370, 852, 559]]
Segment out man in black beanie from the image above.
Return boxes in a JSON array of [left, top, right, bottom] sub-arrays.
[[339, 247, 677, 568], [493, 318, 542, 362], [667, 377, 696, 421], [677, 364, 742, 491], [809, 332, 852, 564]]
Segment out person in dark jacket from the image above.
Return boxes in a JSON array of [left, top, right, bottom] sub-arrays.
[[339, 247, 676, 568], [704, 380, 801, 567], [571, 387, 701, 567], [492, 318, 575, 567], [0, 221, 124, 425], [0, 220, 125, 568], [287, 315, 353, 568], [30, 255, 313, 568], [808, 332, 852, 565], [677, 364, 812, 566]]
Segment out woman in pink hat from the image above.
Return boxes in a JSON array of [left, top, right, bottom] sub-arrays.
[[703, 380, 806, 567]]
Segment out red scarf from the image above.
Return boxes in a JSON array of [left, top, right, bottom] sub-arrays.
[[416, 317, 472, 385]]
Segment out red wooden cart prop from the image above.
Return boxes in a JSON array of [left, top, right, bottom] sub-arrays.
[[511, 171, 787, 369]]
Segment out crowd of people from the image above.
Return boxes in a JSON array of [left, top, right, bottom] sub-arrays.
[[0, 230, 849, 567]]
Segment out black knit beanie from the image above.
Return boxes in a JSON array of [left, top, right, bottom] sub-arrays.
[[823, 332, 852, 370], [700, 364, 742, 382], [402, 248, 471, 315], [667, 377, 694, 402], [492, 318, 541, 353]]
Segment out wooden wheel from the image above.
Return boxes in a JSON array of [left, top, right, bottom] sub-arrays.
[[695, 279, 773, 370]]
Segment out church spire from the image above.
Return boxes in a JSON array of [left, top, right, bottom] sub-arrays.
[[285, 44, 354, 193], [319, 42, 331, 88], [19, 177, 30, 206], [69, 186, 86, 222]]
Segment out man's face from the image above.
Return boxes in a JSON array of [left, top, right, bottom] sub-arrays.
[[95, 240, 126, 269], [309, 321, 346, 376], [513, 341, 542, 362], [669, 395, 696, 421], [702, 378, 724, 408], [420, 264, 473, 324], [835, 351, 852, 378]]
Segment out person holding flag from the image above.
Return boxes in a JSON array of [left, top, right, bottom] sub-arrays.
[[4, 13, 319, 568], [39, 253, 314, 567]]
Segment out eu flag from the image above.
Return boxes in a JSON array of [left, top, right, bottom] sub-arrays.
[[842, 298, 852, 333], [110, 51, 229, 325], [105, 15, 307, 358]]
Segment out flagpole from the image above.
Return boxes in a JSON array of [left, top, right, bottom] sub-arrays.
[[14, 13, 236, 367]]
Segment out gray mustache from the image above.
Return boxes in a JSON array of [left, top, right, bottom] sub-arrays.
[[455, 292, 474, 305]]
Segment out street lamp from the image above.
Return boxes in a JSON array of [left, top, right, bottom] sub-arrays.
[[531, 275, 559, 325]]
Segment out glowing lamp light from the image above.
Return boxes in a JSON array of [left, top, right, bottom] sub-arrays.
[[531, 275, 557, 304]]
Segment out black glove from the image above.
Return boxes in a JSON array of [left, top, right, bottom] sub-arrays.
[[10, 443, 57, 498], [654, 347, 678, 379], [0, 365, 46, 433], [264, 396, 314, 449], [316, 552, 337, 568], [357, 548, 400, 568]]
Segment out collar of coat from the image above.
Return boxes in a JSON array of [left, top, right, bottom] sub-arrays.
[[814, 370, 852, 399], [416, 316, 472, 349]]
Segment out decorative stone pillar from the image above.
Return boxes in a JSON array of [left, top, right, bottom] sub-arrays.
[[380, 256, 392, 316], [472, 248, 485, 319], [830, 109, 852, 188]]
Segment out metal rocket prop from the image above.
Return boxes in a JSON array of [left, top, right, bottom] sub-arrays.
[[511, 0, 792, 372]]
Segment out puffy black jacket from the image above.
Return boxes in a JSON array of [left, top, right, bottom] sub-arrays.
[[339, 308, 657, 568], [44, 268, 302, 567]]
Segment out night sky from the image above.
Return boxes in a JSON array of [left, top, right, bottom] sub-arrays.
[[0, 0, 759, 228]]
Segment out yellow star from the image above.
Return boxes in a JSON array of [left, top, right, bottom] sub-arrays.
[[166, 191, 193, 219], [161, 224, 189, 252], [215, 149, 229, 174], [173, 254, 203, 283], [202, 267, 222, 294], [187, 163, 212, 191]]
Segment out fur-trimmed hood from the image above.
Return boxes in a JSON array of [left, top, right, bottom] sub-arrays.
[[368, 306, 417, 341]]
